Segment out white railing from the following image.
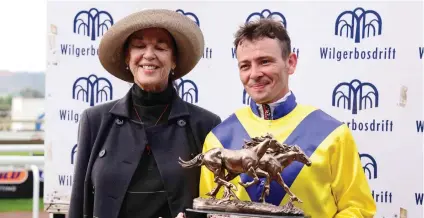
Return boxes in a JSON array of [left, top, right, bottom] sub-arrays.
[[0, 118, 44, 132], [0, 145, 44, 152], [0, 144, 44, 218], [0, 131, 44, 141]]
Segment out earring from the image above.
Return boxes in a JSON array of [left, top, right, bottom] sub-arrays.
[[126, 65, 129, 70]]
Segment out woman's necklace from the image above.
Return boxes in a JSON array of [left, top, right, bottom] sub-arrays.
[[133, 104, 169, 155]]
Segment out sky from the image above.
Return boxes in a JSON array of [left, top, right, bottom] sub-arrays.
[[0, 0, 46, 72]]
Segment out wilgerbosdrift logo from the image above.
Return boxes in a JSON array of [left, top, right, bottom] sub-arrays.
[[359, 153, 377, 179], [416, 120, 424, 133], [57, 144, 78, 187], [332, 79, 393, 132], [176, 9, 212, 59], [73, 8, 113, 41], [320, 7, 396, 61], [175, 77, 199, 104], [58, 74, 112, 125], [246, 9, 286, 27], [176, 9, 199, 26], [71, 144, 77, 165], [335, 7, 382, 43], [231, 9, 299, 60], [332, 79, 378, 115], [359, 153, 392, 204], [72, 74, 113, 107], [61, 8, 113, 58]]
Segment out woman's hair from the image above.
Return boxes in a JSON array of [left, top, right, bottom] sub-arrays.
[[170, 76, 178, 90]]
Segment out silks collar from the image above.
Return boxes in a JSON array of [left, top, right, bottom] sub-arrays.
[[249, 91, 297, 120]]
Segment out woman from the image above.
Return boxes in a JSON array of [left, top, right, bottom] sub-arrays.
[[68, 9, 221, 218]]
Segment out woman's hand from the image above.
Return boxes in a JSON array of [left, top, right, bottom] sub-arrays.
[[175, 212, 186, 218]]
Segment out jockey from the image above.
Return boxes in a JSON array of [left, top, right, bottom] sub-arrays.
[[199, 18, 376, 218]]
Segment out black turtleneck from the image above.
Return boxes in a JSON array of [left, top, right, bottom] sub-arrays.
[[118, 83, 174, 218], [131, 83, 174, 126]]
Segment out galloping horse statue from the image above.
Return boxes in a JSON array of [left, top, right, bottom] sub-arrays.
[[255, 144, 312, 203], [178, 133, 283, 200], [204, 138, 312, 204]]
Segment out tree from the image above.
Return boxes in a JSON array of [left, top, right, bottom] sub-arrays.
[[18, 88, 44, 98], [0, 95, 11, 105], [0, 95, 12, 111]]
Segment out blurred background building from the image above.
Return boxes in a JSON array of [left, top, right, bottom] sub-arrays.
[[0, 71, 44, 137]]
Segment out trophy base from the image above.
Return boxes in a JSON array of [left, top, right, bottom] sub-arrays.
[[189, 197, 307, 217]]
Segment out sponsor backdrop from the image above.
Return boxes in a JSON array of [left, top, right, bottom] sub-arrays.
[[45, 1, 423, 217], [0, 171, 44, 199]]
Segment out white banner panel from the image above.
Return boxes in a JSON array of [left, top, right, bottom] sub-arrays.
[[45, 1, 424, 217]]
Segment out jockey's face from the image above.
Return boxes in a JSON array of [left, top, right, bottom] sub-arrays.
[[236, 37, 297, 104]]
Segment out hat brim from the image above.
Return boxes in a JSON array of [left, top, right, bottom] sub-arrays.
[[98, 9, 204, 82]]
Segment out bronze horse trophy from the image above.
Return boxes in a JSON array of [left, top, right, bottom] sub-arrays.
[[178, 134, 281, 201], [206, 142, 312, 204], [178, 133, 312, 217]]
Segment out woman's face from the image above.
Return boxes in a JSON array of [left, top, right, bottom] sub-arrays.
[[125, 28, 176, 92]]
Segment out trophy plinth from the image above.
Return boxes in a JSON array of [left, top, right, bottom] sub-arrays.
[[187, 197, 306, 217]]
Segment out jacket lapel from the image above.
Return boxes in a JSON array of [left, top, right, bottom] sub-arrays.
[[109, 89, 132, 119], [101, 89, 147, 217]]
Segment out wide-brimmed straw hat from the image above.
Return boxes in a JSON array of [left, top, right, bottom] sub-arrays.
[[98, 9, 204, 82]]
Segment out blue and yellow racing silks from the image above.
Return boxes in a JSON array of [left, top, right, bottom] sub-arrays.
[[199, 93, 376, 218]]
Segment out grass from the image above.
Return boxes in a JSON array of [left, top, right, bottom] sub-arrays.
[[0, 150, 45, 212], [0, 198, 44, 212], [0, 152, 44, 156]]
